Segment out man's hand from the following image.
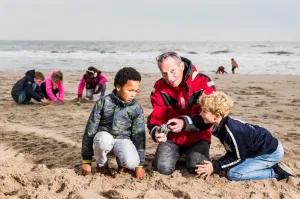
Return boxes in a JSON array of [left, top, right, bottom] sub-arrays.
[[135, 167, 145, 179], [155, 127, 167, 143], [82, 163, 92, 176], [195, 160, 213, 180], [166, 118, 185, 133]]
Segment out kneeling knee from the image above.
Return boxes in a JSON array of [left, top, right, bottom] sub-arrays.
[[227, 169, 243, 181], [120, 159, 139, 170], [155, 164, 175, 175], [93, 132, 114, 151], [187, 166, 197, 174]]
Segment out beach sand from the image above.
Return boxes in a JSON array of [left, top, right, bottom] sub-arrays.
[[0, 71, 300, 199]]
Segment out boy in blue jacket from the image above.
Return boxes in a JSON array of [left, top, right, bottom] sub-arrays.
[[11, 70, 49, 104], [192, 92, 293, 181]]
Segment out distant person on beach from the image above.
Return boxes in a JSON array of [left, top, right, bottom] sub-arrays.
[[77, 66, 107, 104], [191, 92, 293, 181], [231, 58, 238, 74], [216, 66, 227, 74], [147, 52, 216, 175], [81, 67, 145, 179], [40, 70, 64, 102], [11, 70, 49, 105]]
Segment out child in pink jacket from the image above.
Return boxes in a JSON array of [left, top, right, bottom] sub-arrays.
[[40, 70, 64, 102], [77, 66, 107, 103]]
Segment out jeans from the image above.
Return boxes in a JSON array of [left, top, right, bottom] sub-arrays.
[[227, 140, 284, 181], [154, 140, 210, 175], [86, 83, 106, 100], [18, 83, 37, 104], [93, 131, 140, 169]]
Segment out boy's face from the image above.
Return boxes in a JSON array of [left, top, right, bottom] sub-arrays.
[[34, 78, 43, 86], [116, 80, 140, 102], [200, 109, 216, 124]]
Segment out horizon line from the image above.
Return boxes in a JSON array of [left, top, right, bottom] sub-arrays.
[[0, 39, 300, 42]]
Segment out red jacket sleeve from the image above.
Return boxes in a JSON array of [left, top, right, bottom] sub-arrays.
[[98, 73, 107, 85], [77, 75, 86, 98], [201, 75, 216, 95], [147, 82, 167, 139]]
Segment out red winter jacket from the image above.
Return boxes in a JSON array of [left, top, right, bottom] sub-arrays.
[[147, 57, 216, 146]]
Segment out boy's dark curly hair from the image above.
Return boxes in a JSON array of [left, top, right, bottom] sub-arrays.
[[114, 67, 141, 87]]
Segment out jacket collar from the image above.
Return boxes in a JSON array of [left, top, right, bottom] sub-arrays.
[[109, 89, 136, 107], [212, 116, 228, 136], [181, 57, 194, 82], [179, 57, 197, 91]]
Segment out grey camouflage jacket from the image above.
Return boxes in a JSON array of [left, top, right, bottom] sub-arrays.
[[81, 90, 146, 165]]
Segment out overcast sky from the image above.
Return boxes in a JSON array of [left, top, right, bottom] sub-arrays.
[[0, 0, 299, 41]]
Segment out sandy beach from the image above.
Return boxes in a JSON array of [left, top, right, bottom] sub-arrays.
[[0, 70, 300, 199]]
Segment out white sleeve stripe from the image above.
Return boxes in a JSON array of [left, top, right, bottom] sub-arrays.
[[150, 126, 158, 136], [182, 115, 192, 124], [207, 81, 214, 87], [221, 124, 241, 169]]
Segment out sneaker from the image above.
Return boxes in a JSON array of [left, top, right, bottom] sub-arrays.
[[96, 163, 110, 174], [116, 157, 131, 174], [118, 167, 131, 174], [273, 162, 294, 181]]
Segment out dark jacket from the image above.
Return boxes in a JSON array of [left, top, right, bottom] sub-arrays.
[[147, 57, 216, 146], [11, 70, 44, 103], [210, 116, 278, 173], [82, 90, 146, 165]]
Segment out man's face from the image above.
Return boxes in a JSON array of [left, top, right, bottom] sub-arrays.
[[159, 57, 184, 87]]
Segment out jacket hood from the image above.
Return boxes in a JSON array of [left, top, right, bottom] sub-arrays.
[[212, 116, 228, 136], [181, 57, 197, 83], [25, 69, 35, 82]]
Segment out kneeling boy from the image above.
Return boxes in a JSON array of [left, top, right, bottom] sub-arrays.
[[81, 67, 145, 179]]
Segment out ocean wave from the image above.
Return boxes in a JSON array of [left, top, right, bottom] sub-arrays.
[[187, 51, 197, 54], [251, 45, 267, 48], [211, 50, 230, 54], [51, 50, 59, 53], [262, 51, 293, 55]]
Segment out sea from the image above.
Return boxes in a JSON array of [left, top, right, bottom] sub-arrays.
[[0, 40, 299, 74]]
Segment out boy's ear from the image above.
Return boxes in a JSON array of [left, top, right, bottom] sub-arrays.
[[116, 84, 121, 91], [215, 113, 222, 121]]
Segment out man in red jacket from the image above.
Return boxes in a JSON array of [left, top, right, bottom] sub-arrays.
[[148, 52, 216, 175]]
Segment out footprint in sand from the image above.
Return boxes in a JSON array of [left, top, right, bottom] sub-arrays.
[[100, 189, 124, 199], [172, 190, 191, 199]]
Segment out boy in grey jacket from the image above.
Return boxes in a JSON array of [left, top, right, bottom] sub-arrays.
[[81, 67, 145, 179]]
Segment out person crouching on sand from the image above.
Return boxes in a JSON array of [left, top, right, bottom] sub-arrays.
[[81, 67, 145, 179], [216, 66, 227, 74], [185, 92, 293, 181], [77, 66, 107, 104], [40, 70, 64, 102], [11, 70, 49, 105]]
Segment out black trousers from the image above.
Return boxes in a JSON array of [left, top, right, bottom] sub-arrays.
[[154, 139, 210, 175], [40, 82, 59, 99]]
